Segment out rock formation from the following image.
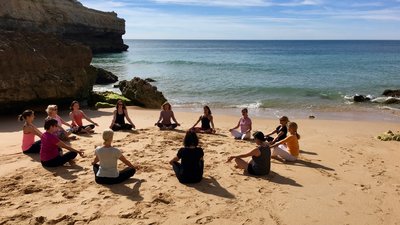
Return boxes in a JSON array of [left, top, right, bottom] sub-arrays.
[[0, 0, 128, 53], [0, 30, 96, 113], [86, 66, 118, 84], [382, 89, 400, 97], [119, 78, 167, 108]]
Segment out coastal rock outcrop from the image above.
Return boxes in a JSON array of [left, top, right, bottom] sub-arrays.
[[0, 30, 96, 113], [119, 78, 167, 108], [86, 66, 118, 84], [382, 89, 400, 97], [0, 0, 128, 53]]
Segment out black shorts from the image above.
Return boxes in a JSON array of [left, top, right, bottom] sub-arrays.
[[247, 164, 256, 175]]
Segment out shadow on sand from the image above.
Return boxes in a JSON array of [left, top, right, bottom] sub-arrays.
[[105, 178, 145, 201], [237, 171, 302, 187], [43, 164, 85, 180], [185, 176, 235, 199]]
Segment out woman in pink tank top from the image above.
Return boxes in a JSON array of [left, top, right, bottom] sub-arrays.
[[19, 110, 43, 154], [69, 101, 99, 134]]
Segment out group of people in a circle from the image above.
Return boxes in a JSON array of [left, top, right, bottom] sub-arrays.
[[19, 100, 300, 185]]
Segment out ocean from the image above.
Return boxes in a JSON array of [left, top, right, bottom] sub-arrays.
[[92, 40, 400, 120]]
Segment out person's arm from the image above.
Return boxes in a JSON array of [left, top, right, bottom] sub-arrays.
[[210, 115, 216, 132], [124, 110, 135, 129], [56, 141, 85, 157], [28, 125, 43, 137], [171, 111, 180, 126], [91, 155, 99, 165], [229, 119, 241, 132], [266, 129, 277, 136], [272, 130, 285, 143], [155, 111, 162, 125], [270, 136, 291, 148], [59, 117, 72, 128], [169, 156, 179, 165], [227, 148, 260, 162], [192, 116, 201, 128], [109, 110, 117, 129], [82, 111, 99, 126], [119, 155, 136, 168]]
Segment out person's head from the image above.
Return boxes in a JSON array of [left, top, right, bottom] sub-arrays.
[[279, 116, 289, 125], [44, 119, 58, 132], [102, 129, 114, 145], [46, 105, 58, 116], [241, 108, 248, 118], [253, 131, 266, 145], [18, 110, 35, 122], [184, 130, 199, 147], [70, 101, 79, 111], [116, 99, 126, 110], [162, 102, 171, 111], [203, 105, 212, 115], [287, 122, 300, 139]]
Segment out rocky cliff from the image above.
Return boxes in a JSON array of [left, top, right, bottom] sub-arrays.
[[0, 0, 128, 53], [0, 30, 96, 113]]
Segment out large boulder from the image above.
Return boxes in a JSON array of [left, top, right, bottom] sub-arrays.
[[0, 0, 128, 53], [119, 78, 167, 108], [86, 65, 118, 84], [0, 30, 96, 113], [382, 89, 400, 97]]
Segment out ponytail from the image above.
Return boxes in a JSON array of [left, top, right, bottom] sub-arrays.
[[18, 110, 34, 122]]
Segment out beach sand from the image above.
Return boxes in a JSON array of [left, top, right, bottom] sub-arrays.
[[1, 107, 399, 225]]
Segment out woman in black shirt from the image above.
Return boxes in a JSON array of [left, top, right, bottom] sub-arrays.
[[170, 131, 204, 183]]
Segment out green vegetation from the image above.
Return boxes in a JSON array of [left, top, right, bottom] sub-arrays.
[[377, 130, 400, 141]]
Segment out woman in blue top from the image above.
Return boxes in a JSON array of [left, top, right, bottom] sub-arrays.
[[109, 100, 136, 131], [170, 131, 204, 183], [227, 131, 271, 176]]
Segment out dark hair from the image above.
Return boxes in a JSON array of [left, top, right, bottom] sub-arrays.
[[184, 131, 199, 147], [241, 108, 248, 113], [116, 100, 126, 110], [44, 119, 58, 130], [70, 100, 79, 110], [18, 110, 34, 122], [253, 131, 266, 142], [204, 105, 212, 115]]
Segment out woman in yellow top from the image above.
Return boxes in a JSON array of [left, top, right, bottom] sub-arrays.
[[270, 122, 300, 162]]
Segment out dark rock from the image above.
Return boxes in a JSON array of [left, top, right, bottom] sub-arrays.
[[382, 89, 400, 97], [86, 65, 118, 84], [353, 95, 370, 102], [119, 78, 167, 108], [113, 84, 120, 88], [0, 0, 128, 53], [0, 30, 96, 114], [145, 78, 156, 82]]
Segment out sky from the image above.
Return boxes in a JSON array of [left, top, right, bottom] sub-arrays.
[[79, 0, 400, 40]]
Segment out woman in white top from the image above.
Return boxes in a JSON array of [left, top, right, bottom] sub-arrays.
[[92, 129, 137, 184]]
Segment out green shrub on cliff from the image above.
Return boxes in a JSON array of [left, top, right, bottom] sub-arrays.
[[377, 130, 400, 141], [95, 102, 115, 109]]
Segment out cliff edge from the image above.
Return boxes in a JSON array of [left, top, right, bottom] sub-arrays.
[[0, 0, 128, 53]]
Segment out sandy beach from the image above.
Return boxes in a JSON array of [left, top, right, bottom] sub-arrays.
[[1, 107, 400, 225]]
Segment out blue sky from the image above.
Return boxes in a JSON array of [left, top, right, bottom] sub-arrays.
[[80, 0, 400, 40]]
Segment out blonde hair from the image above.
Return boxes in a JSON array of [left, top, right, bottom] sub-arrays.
[[288, 122, 300, 140], [46, 105, 57, 114], [102, 129, 114, 144]]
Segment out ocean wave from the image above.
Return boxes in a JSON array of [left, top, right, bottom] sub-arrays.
[[129, 59, 267, 69]]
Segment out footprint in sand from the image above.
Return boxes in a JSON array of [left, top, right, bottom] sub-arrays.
[[196, 216, 216, 224], [23, 185, 43, 194], [152, 193, 173, 205]]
